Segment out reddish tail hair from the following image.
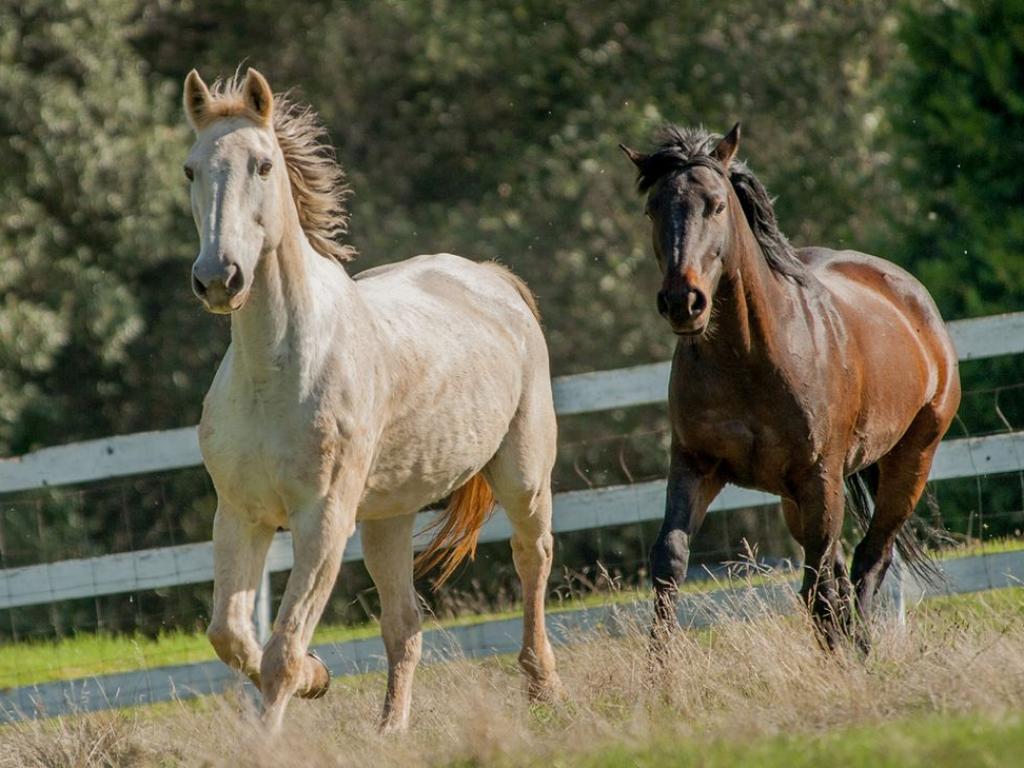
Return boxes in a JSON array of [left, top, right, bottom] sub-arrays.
[[414, 474, 496, 587]]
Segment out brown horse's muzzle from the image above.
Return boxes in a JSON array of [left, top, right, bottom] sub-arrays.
[[657, 285, 709, 335]]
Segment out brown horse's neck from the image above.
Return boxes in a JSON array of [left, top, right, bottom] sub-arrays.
[[704, 199, 795, 360], [230, 192, 361, 392]]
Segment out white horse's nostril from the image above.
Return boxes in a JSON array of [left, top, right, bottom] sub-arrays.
[[192, 271, 208, 297], [224, 263, 243, 296]]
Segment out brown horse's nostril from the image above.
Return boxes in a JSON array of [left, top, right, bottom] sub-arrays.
[[656, 290, 670, 318], [687, 288, 707, 317]]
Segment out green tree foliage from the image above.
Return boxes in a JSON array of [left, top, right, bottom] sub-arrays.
[[0, 0, 202, 456], [881, 0, 1024, 540], [885, 0, 1024, 319]]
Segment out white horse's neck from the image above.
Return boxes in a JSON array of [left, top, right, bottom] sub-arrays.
[[230, 209, 361, 397]]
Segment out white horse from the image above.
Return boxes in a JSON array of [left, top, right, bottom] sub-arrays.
[[183, 68, 561, 732]]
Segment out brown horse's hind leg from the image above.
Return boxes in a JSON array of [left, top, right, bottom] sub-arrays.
[[851, 431, 942, 633]]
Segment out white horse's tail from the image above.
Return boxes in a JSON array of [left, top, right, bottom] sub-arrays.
[[414, 474, 496, 587]]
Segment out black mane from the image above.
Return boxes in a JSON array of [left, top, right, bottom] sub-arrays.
[[634, 125, 808, 284]]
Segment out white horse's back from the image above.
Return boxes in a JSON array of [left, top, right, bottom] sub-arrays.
[[354, 254, 552, 520]]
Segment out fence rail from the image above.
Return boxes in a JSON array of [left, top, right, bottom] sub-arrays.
[[2, 310, 1024, 720], [2, 312, 1023, 496], [3, 429, 1022, 611]]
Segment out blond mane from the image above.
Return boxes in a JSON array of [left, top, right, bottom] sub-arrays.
[[200, 76, 356, 263]]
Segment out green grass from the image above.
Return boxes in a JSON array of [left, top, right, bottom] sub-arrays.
[[0, 619, 388, 690], [570, 710, 1024, 768], [3, 540, 1022, 690], [932, 535, 1024, 559]]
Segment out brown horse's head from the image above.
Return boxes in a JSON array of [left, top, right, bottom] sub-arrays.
[[620, 124, 741, 336]]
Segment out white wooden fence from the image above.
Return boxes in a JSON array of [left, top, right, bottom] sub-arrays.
[[2, 311, 1024, 720]]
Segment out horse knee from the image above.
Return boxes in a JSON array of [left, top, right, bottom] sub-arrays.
[[651, 529, 690, 590], [511, 529, 553, 564]]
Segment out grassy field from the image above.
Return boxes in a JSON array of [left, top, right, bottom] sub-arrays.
[[4, 539, 1024, 690], [3, 539, 1024, 689], [576, 711, 1024, 768], [2, 585, 1024, 767]]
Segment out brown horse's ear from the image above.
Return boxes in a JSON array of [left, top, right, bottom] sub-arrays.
[[712, 122, 741, 169], [183, 69, 212, 130], [619, 143, 648, 168], [243, 67, 274, 125]]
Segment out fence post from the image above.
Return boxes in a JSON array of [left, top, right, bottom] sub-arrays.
[[254, 566, 272, 644]]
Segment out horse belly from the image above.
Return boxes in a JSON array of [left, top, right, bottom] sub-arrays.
[[845, 318, 936, 473], [358, 381, 520, 519]]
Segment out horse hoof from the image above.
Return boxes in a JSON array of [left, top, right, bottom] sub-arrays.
[[299, 650, 331, 699], [527, 672, 566, 704]]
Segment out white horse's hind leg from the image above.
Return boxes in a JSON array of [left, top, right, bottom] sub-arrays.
[[485, 402, 562, 700], [259, 488, 358, 731], [361, 513, 422, 733], [207, 507, 275, 686], [505, 483, 562, 700]]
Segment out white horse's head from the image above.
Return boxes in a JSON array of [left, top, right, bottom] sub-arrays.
[[183, 68, 288, 313]]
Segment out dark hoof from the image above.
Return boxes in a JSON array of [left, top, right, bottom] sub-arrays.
[[298, 650, 331, 700]]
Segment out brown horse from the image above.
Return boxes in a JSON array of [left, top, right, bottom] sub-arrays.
[[620, 124, 961, 649]]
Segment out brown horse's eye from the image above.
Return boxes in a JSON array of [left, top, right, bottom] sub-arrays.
[[714, 200, 726, 215], [257, 159, 273, 177], [183, 165, 194, 182]]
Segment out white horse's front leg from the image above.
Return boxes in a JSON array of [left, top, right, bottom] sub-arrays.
[[259, 480, 360, 731], [361, 513, 422, 733], [207, 505, 275, 685]]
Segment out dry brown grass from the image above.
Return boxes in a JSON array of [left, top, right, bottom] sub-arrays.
[[3, 586, 1024, 767]]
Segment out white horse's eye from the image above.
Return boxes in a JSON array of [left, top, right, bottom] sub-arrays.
[[257, 159, 273, 177], [184, 165, 194, 182]]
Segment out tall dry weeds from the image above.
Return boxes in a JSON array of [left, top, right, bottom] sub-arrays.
[[2, 583, 1023, 767]]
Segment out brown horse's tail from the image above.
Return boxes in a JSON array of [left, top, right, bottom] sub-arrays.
[[845, 468, 945, 588], [414, 474, 496, 588]]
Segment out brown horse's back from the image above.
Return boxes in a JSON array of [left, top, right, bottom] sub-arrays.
[[797, 247, 960, 473]]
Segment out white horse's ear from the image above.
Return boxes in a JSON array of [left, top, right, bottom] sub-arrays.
[[712, 122, 741, 169], [243, 67, 274, 125], [183, 69, 212, 130]]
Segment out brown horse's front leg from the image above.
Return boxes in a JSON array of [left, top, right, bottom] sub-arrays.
[[794, 476, 849, 650], [649, 446, 722, 656]]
